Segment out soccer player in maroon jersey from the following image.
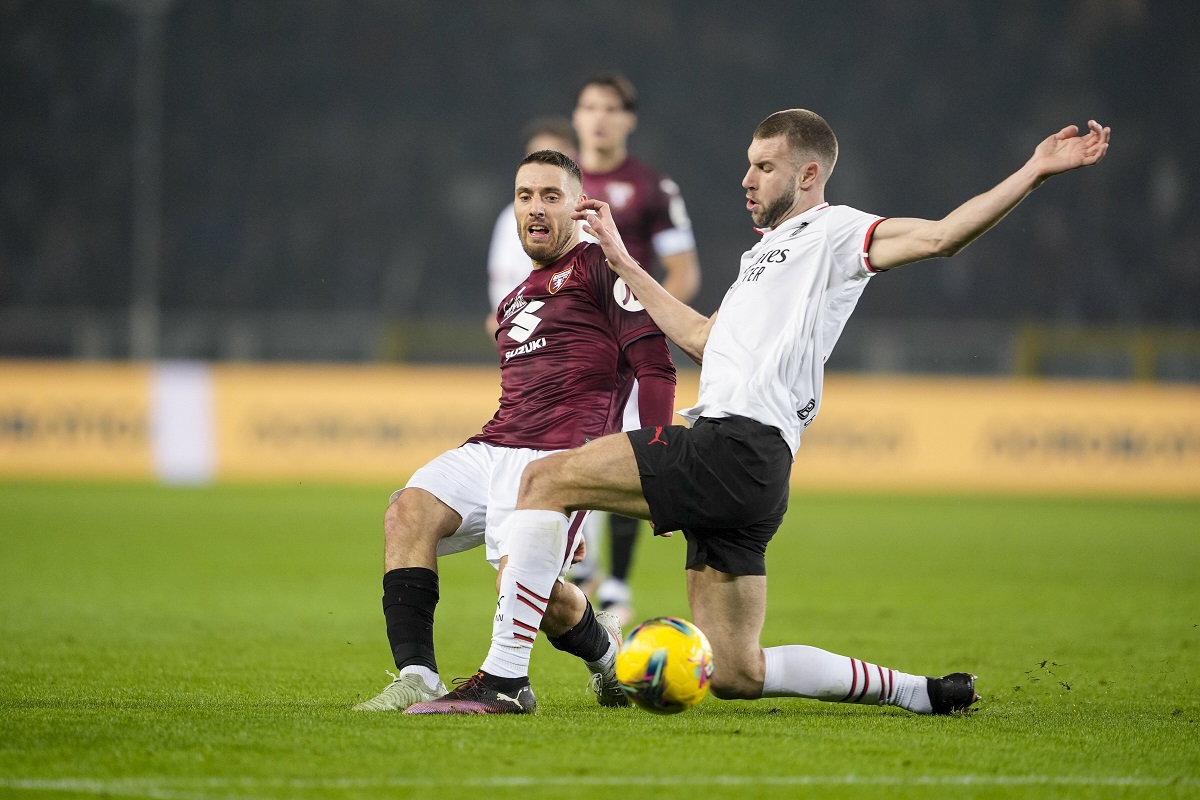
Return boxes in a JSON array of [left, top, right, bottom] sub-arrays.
[[485, 117, 578, 338], [355, 150, 676, 713], [570, 72, 701, 623]]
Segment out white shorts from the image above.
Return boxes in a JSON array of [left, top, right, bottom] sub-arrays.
[[394, 441, 589, 571]]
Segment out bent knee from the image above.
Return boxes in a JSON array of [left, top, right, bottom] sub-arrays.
[[383, 492, 415, 532], [518, 454, 568, 504], [385, 488, 457, 541]]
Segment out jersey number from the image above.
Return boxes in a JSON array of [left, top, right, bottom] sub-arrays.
[[507, 301, 546, 343], [613, 278, 645, 312]]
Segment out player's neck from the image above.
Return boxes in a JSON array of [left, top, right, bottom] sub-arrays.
[[581, 145, 627, 174], [778, 193, 827, 227]]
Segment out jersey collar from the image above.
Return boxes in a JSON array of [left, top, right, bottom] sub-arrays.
[[755, 203, 830, 239]]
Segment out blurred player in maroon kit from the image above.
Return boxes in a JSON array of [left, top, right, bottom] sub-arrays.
[[355, 150, 675, 713], [571, 72, 701, 623]]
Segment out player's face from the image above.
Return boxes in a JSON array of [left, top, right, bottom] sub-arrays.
[[573, 85, 635, 153], [742, 136, 801, 229], [514, 162, 581, 266]]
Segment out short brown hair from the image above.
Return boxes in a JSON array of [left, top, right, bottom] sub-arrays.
[[754, 109, 838, 181], [518, 149, 583, 192], [575, 71, 638, 111]]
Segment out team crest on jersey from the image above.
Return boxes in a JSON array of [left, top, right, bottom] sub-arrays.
[[604, 181, 635, 211], [548, 266, 573, 294], [613, 277, 644, 312]]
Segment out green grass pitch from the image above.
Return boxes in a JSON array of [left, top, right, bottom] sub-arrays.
[[1, 481, 1197, 799]]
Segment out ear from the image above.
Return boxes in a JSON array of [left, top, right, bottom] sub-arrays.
[[626, 112, 638, 136], [797, 160, 820, 190]]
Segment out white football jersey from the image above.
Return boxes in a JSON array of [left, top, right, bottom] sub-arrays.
[[487, 203, 534, 310], [678, 203, 884, 455]]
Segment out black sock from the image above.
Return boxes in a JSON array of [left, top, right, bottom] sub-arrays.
[[382, 567, 439, 672], [609, 515, 640, 582], [546, 601, 609, 663]]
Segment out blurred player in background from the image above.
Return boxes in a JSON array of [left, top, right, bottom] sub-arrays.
[[436, 110, 1109, 715], [570, 72, 701, 623], [356, 149, 676, 713], [485, 117, 578, 338]]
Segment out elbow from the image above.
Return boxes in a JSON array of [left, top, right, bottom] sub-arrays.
[[935, 239, 968, 258], [926, 223, 976, 259], [638, 360, 677, 386]]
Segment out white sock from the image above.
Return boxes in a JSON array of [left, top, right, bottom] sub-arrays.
[[398, 665, 441, 692], [480, 510, 570, 679], [762, 645, 932, 714]]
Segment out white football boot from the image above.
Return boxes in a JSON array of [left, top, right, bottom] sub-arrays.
[[586, 610, 630, 707], [353, 671, 448, 711]]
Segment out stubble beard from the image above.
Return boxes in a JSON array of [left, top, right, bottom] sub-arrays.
[[753, 184, 797, 230], [521, 226, 575, 266]]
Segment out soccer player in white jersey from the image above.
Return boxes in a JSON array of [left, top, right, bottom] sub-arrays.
[[421, 109, 1110, 715]]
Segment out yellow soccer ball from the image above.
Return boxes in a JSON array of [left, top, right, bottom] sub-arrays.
[[615, 616, 714, 714]]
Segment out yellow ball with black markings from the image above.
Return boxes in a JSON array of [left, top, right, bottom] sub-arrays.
[[615, 616, 714, 714]]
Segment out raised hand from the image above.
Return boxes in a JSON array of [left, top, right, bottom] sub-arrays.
[[573, 196, 637, 271], [1030, 119, 1111, 179]]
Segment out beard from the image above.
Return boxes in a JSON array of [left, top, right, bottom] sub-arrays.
[[520, 225, 576, 265], [752, 184, 797, 230]]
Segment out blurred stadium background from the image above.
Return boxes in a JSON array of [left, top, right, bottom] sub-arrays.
[[1, 0, 1198, 490]]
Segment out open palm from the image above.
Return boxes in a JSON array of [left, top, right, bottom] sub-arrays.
[[1032, 119, 1111, 177]]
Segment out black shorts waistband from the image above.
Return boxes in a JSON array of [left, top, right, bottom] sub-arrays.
[[695, 414, 772, 431], [694, 415, 789, 450]]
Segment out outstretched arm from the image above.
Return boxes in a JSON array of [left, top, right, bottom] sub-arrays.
[[868, 120, 1111, 271], [573, 198, 716, 365]]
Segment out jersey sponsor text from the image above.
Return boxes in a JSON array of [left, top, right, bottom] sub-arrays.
[[505, 337, 547, 360]]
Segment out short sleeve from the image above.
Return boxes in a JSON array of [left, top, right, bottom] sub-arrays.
[[826, 206, 885, 283], [648, 177, 696, 258]]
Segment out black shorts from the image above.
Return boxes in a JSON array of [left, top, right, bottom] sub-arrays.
[[627, 415, 792, 576]]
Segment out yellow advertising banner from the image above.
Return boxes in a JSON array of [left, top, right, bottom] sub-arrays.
[[211, 364, 501, 482], [2, 362, 1198, 495], [212, 368, 1200, 495], [780, 376, 1200, 496], [0, 361, 152, 479]]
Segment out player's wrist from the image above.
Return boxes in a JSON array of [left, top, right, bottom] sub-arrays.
[[1021, 157, 1053, 186], [605, 255, 642, 275]]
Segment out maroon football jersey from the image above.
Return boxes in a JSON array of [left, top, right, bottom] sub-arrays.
[[470, 242, 662, 450], [582, 157, 686, 271]]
